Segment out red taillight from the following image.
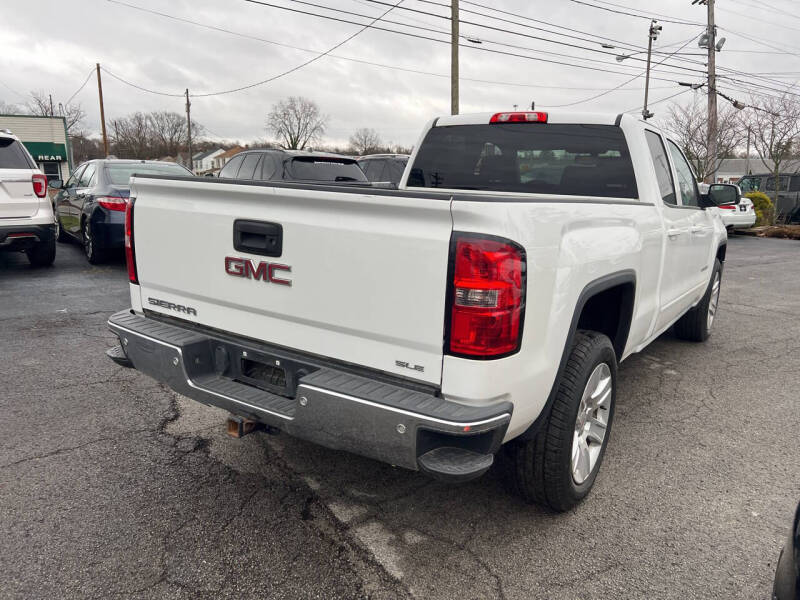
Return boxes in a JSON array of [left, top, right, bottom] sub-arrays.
[[447, 235, 526, 358], [98, 196, 128, 211], [32, 174, 47, 198], [125, 198, 138, 284], [489, 111, 548, 124], [719, 204, 737, 210]]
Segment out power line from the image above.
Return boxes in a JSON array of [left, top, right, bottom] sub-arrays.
[[64, 69, 96, 106], [566, 0, 702, 26], [241, 0, 695, 81], [544, 34, 698, 108], [104, 0, 677, 96], [718, 4, 800, 35], [625, 87, 692, 113]]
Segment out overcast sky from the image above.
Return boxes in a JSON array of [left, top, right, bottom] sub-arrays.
[[2, 0, 798, 148]]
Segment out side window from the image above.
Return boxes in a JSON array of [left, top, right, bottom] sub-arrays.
[[766, 175, 789, 191], [79, 163, 96, 187], [66, 165, 86, 188], [238, 153, 262, 180], [790, 176, 800, 192], [260, 154, 278, 180], [219, 154, 244, 178], [666, 140, 700, 207], [644, 131, 676, 205]]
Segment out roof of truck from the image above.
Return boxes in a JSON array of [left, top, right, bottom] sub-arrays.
[[434, 111, 623, 127]]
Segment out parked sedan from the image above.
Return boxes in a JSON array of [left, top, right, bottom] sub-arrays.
[[218, 149, 368, 183], [774, 500, 800, 600], [52, 159, 192, 263], [357, 154, 409, 186]]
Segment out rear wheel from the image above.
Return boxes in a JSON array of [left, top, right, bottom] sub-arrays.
[[504, 330, 617, 511], [674, 259, 721, 342], [54, 211, 68, 243], [82, 218, 105, 264], [27, 237, 56, 267]]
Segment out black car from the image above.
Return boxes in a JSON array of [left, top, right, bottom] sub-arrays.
[[774, 500, 800, 600], [357, 154, 409, 186], [218, 149, 368, 183], [738, 173, 800, 223], [52, 159, 192, 263]]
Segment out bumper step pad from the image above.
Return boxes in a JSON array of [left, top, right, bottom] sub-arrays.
[[417, 447, 495, 482]]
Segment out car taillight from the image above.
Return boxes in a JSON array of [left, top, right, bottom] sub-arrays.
[[719, 204, 737, 210], [32, 174, 47, 198], [447, 235, 526, 358], [125, 198, 138, 284], [489, 111, 548, 124], [98, 196, 128, 211]]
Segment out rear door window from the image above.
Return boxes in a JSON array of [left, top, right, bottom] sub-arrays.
[[0, 137, 34, 169], [790, 176, 800, 192], [767, 175, 790, 191], [666, 140, 700, 207], [260, 154, 280, 180], [645, 131, 676, 205], [79, 163, 96, 187], [238, 153, 262, 180], [407, 123, 637, 198], [220, 154, 244, 178]]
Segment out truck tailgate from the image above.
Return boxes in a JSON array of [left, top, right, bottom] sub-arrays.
[[130, 177, 453, 385]]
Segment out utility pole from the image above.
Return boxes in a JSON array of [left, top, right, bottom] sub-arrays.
[[96, 64, 109, 157], [706, 0, 718, 183], [745, 125, 751, 175], [642, 20, 661, 120], [185, 89, 193, 173], [48, 94, 54, 117], [451, 0, 459, 115]]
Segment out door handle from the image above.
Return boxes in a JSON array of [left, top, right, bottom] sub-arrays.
[[233, 219, 283, 257], [667, 228, 682, 240], [690, 225, 706, 235]]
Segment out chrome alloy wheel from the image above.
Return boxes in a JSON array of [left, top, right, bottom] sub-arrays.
[[83, 220, 92, 258], [707, 272, 721, 331], [571, 363, 612, 485]]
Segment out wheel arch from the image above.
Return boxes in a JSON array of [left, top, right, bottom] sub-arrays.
[[516, 270, 635, 441]]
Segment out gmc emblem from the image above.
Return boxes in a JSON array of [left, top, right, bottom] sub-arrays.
[[225, 256, 292, 286]]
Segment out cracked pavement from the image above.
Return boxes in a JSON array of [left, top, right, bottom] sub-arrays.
[[1, 235, 798, 599]]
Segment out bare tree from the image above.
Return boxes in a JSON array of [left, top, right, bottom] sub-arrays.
[[0, 100, 21, 114], [349, 127, 382, 155], [664, 95, 743, 182], [110, 112, 152, 158], [750, 93, 800, 223], [267, 97, 327, 150], [27, 91, 85, 134]]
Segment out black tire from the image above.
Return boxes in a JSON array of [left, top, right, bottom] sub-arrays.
[[674, 259, 722, 343], [504, 330, 617, 512], [27, 238, 56, 267], [82, 218, 105, 264], [54, 212, 68, 243]]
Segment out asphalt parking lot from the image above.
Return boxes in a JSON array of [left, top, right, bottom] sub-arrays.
[[1, 235, 798, 600]]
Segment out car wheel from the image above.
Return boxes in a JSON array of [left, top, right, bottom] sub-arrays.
[[27, 237, 56, 267], [82, 219, 105, 264], [54, 211, 68, 243], [674, 259, 722, 342], [504, 330, 617, 512]]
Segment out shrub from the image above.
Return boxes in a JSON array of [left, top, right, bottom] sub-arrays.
[[745, 191, 774, 226]]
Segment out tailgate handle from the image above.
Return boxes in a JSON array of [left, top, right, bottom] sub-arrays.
[[233, 220, 283, 257]]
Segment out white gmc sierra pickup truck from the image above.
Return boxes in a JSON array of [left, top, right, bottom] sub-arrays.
[[107, 111, 728, 511]]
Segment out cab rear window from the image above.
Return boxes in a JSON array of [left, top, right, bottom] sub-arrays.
[[407, 123, 637, 198], [0, 138, 34, 169]]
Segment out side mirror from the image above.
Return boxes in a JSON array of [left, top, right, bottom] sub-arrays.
[[48, 179, 63, 190], [708, 183, 741, 206]]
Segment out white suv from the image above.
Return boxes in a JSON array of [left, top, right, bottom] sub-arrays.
[[0, 129, 56, 266]]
